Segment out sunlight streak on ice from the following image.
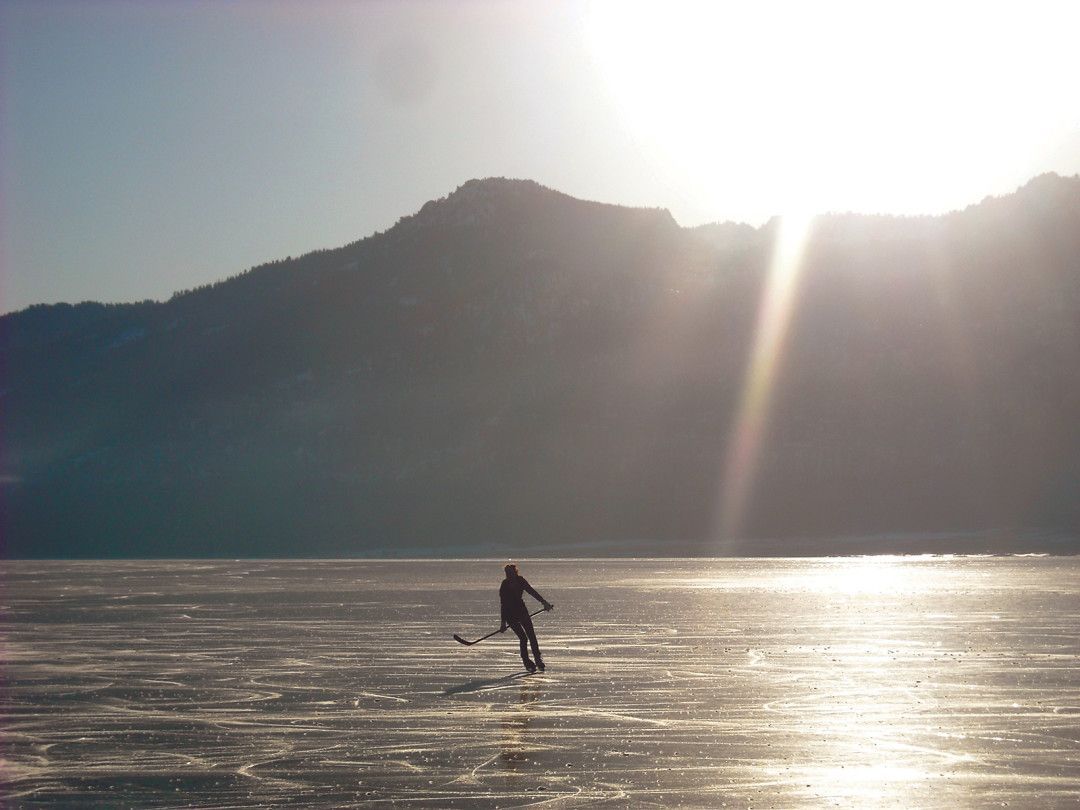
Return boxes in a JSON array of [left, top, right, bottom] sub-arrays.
[[775, 557, 928, 595], [682, 556, 933, 595]]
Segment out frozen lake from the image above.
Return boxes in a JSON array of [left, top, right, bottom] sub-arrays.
[[2, 557, 1079, 807]]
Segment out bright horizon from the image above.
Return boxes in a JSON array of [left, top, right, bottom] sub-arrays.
[[3, 0, 1079, 313]]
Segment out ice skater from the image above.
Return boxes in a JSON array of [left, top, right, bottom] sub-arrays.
[[499, 563, 553, 672]]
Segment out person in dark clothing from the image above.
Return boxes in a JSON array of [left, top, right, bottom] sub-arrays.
[[499, 563, 553, 672]]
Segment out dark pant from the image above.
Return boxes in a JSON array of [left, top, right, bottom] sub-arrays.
[[507, 615, 542, 664]]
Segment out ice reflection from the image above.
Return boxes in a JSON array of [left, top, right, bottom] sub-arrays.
[[777, 555, 931, 594], [679, 555, 947, 594], [793, 764, 929, 804], [733, 557, 992, 805], [499, 678, 541, 771]]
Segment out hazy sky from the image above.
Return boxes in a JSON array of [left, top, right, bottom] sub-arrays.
[[3, 0, 1079, 313]]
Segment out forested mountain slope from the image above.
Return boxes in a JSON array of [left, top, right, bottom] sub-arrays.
[[3, 175, 1078, 556]]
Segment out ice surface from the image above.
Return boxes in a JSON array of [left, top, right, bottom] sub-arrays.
[[2, 557, 1078, 807]]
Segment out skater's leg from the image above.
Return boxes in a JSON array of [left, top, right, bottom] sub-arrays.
[[508, 620, 533, 668], [520, 616, 543, 669]]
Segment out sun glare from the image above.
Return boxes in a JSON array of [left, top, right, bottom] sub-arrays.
[[793, 557, 924, 595], [586, 0, 1080, 222], [681, 556, 932, 594], [716, 212, 812, 545]]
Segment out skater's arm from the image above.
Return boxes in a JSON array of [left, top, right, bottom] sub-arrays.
[[521, 578, 553, 610]]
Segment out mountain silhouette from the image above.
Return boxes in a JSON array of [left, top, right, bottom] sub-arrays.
[[3, 175, 1079, 556]]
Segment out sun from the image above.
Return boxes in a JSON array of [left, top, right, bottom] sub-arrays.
[[585, 0, 1080, 223]]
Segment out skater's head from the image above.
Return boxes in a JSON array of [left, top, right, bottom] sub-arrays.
[[504, 563, 518, 579]]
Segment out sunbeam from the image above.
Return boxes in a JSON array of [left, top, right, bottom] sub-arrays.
[[715, 213, 813, 546]]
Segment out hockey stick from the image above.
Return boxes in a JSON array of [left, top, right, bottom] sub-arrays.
[[453, 606, 551, 646]]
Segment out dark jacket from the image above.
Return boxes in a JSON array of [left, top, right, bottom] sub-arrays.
[[500, 575, 547, 623]]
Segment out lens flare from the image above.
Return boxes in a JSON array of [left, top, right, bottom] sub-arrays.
[[715, 214, 813, 546]]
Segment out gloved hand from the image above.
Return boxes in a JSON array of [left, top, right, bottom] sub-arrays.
[[542, 602, 554, 612], [499, 623, 508, 633]]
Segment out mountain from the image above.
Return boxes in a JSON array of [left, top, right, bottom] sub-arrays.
[[3, 175, 1080, 557]]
